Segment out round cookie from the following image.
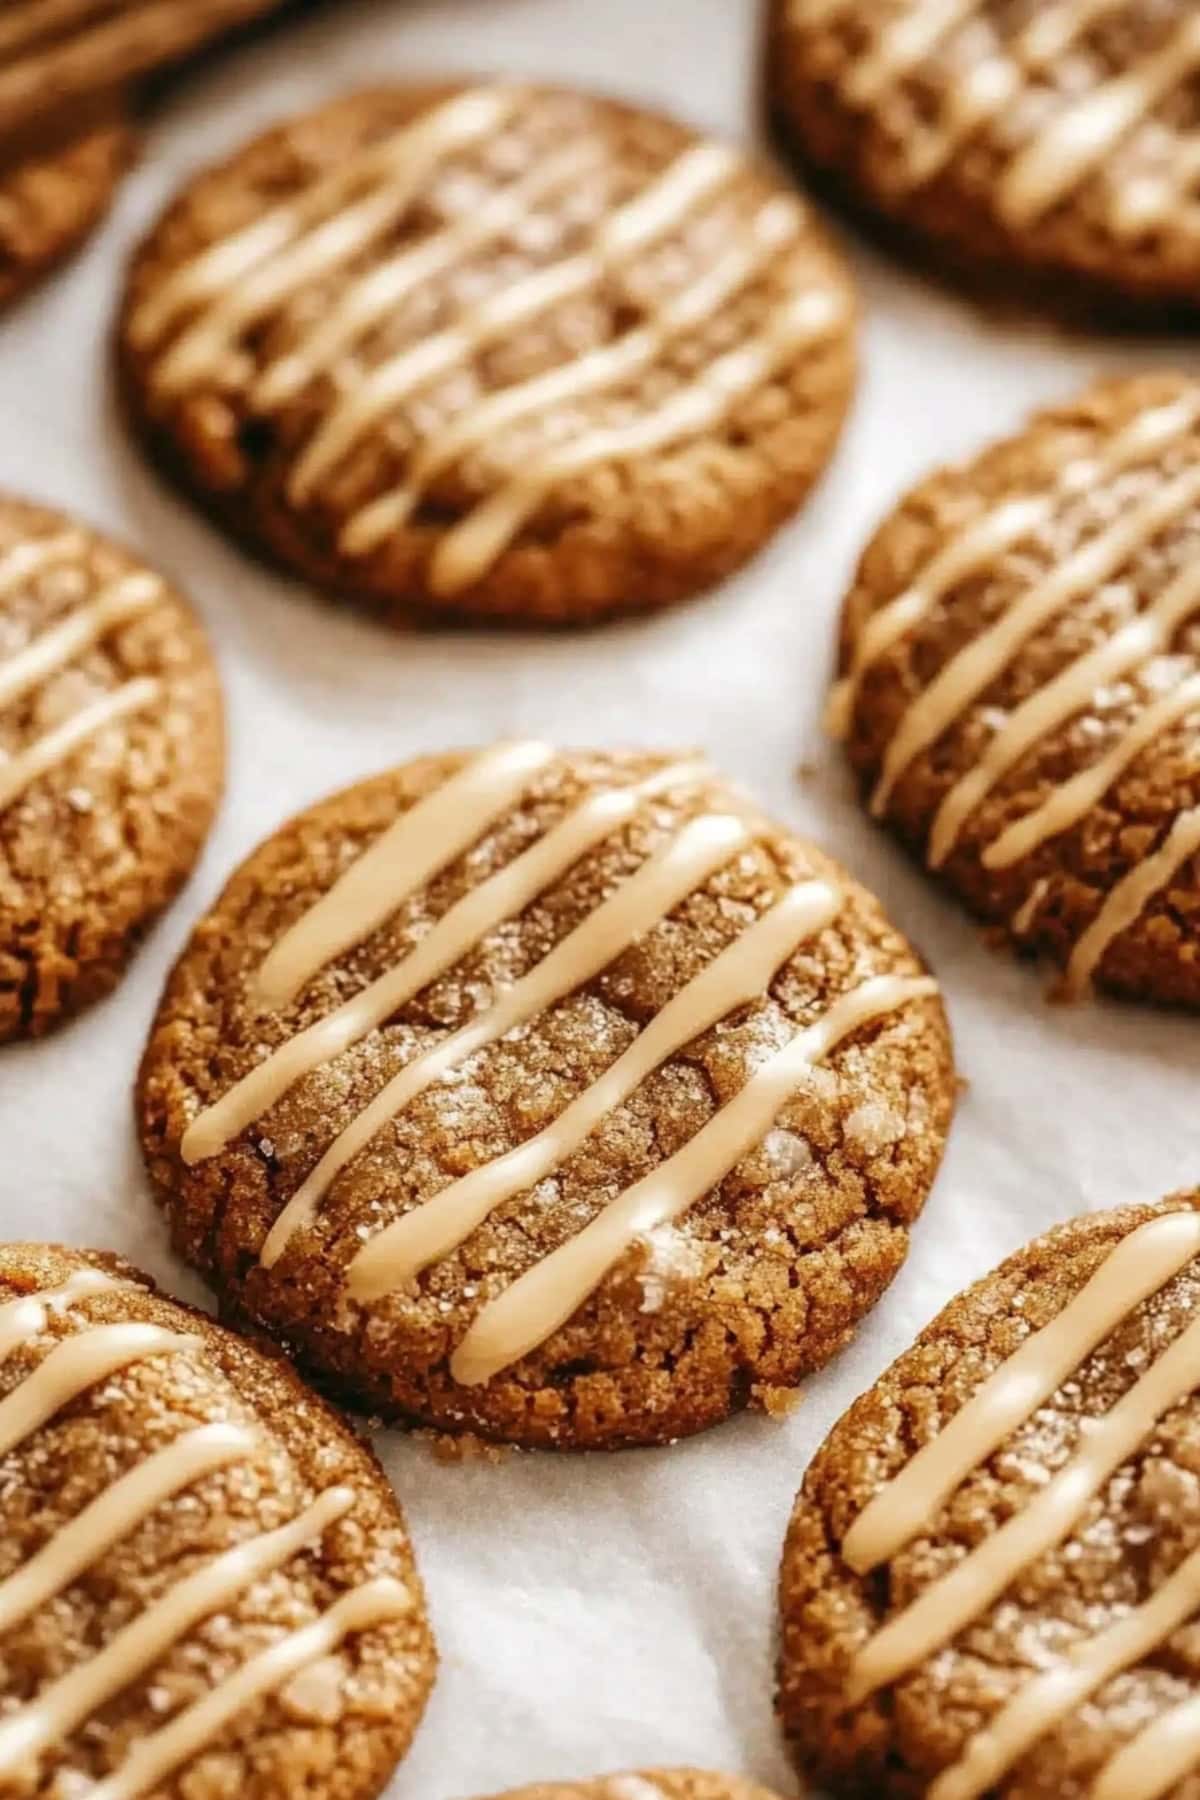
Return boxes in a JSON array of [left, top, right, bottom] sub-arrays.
[[830, 370, 1200, 1008], [0, 110, 133, 312], [117, 82, 857, 627], [137, 745, 953, 1451], [769, 0, 1200, 312], [0, 493, 224, 1041], [778, 1193, 1200, 1800], [0, 1239, 435, 1800], [475, 1774, 786, 1800]]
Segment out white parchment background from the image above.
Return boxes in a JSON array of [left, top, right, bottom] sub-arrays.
[[0, 2, 1197, 1794]]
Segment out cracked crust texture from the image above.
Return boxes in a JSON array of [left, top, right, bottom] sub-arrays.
[[0, 495, 224, 1041], [117, 82, 857, 628], [768, 0, 1200, 315], [0, 111, 133, 311], [0, 1241, 435, 1800], [837, 371, 1200, 1008], [475, 1774, 787, 1799], [136, 749, 954, 1451], [778, 1194, 1200, 1799]]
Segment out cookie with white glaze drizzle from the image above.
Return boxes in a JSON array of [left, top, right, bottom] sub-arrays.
[[831, 370, 1200, 1008], [116, 82, 857, 627], [0, 493, 223, 1041], [770, 0, 1200, 312], [0, 1240, 434, 1800], [136, 746, 953, 1451], [475, 1775, 786, 1800], [779, 1193, 1200, 1800]]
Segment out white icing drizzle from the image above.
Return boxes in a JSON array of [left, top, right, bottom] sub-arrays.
[[426, 286, 842, 597], [347, 877, 843, 1300], [927, 556, 1200, 867], [0, 530, 82, 600], [186, 758, 703, 1170], [152, 133, 598, 400], [185, 751, 936, 1379], [0, 1320, 197, 1459], [999, 15, 1200, 226], [826, 394, 1200, 740], [85, 1576, 412, 1800], [794, 0, 1200, 229], [286, 138, 742, 503], [1065, 803, 1200, 996], [870, 457, 1200, 817], [248, 136, 607, 412], [450, 971, 936, 1386], [0, 1267, 120, 1362], [840, 1211, 1200, 1797], [0, 1421, 255, 1637], [0, 0, 284, 129], [0, 572, 160, 712], [0, 675, 161, 811], [339, 192, 803, 557], [262, 810, 755, 1262], [0, 1282, 412, 1792], [129, 85, 526, 349], [253, 739, 556, 1011], [986, 670, 1200, 871]]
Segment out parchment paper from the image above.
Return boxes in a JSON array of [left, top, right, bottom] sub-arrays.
[[1, 3, 1196, 1794]]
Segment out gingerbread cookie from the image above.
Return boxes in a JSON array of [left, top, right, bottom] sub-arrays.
[[476, 1775, 785, 1800], [137, 746, 953, 1450], [0, 1240, 435, 1800], [770, 0, 1200, 312], [117, 82, 857, 627], [779, 1194, 1200, 1799], [0, 108, 133, 312], [830, 371, 1200, 1008], [0, 494, 224, 1041]]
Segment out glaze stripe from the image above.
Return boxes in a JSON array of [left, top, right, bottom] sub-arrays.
[[826, 394, 1200, 741], [0, 1268, 121, 1362], [185, 759, 703, 1171], [252, 739, 556, 1011], [0, 1322, 197, 1459], [339, 192, 804, 556], [1093, 1692, 1200, 1800], [0, 1421, 255, 1637], [927, 557, 1200, 866], [128, 86, 525, 348], [260, 811, 755, 1262], [1065, 803, 1200, 996], [849, 1245, 1200, 1701], [0, 1485, 356, 1772], [286, 138, 742, 501], [929, 1536, 1200, 1800], [0, 531, 82, 600], [428, 286, 842, 597], [0, 675, 161, 811], [152, 135, 602, 400], [347, 877, 844, 1299], [986, 671, 1200, 871], [450, 972, 937, 1385], [869, 459, 1200, 815], [245, 137, 608, 411], [87, 1576, 414, 1800], [843, 1211, 1200, 1574], [0, 573, 160, 712]]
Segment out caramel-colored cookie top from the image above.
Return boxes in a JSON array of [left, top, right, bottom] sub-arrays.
[[476, 1774, 786, 1800], [118, 82, 856, 625], [833, 370, 1200, 1008], [771, 0, 1200, 308], [0, 493, 224, 1040], [138, 746, 954, 1450], [0, 109, 131, 311], [0, 1241, 435, 1800], [779, 1195, 1200, 1800]]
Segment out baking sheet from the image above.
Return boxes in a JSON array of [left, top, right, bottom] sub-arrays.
[[1, 2, 1197, 1794]]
